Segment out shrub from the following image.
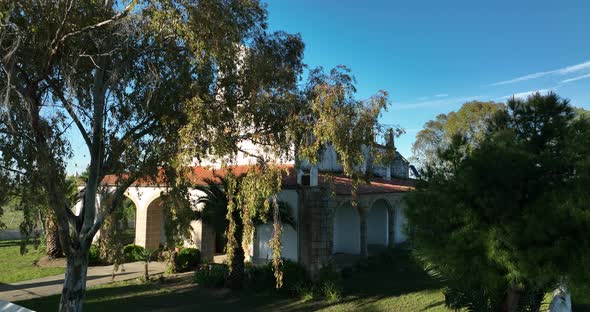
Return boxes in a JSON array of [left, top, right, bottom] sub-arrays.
[[194, 264, 228, 288], [246, 263, 275, 291], [89, 244, 101, 266], [293, 281, 315, 301], [280, 259, 309, 295], [123, 244, 145, 262], [318, 265, 343, 302], [245, 259, 309, 295], [176, 248, 201, 272], [320, 280, 342, 302]]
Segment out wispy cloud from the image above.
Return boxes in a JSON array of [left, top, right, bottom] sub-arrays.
[[497, 89, 551, 100], [395, 95, 483, 110], [560, 73, 590, 84], [489, 60, 590, 86], [418, 93, 449, 101]]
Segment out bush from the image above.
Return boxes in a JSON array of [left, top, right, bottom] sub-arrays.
[[293, 281, 315, 301], [89, 244, 101, 266], [245, 259, 309, 296], [320, 280, 341, 302], [318, 265, 343, 302], [246, 263, 275, 291], [176, 248, 200, 272], [123, 244, 145, 262], [194, 264, 228, 288], [280, 259, 309, 295]]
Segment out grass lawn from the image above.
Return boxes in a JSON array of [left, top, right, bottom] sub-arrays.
[[10, 248, 590, 312], [0, 240, 64, 283], [17, 249, 452, 312], [0, 200, 23, 230]]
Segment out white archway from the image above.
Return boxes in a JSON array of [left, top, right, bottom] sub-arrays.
[[368, 199, 389, 248], [333, 202, 360, 254], [142, 196, 166, 249]]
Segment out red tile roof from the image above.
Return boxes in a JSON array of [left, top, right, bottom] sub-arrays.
[[101, 165, 413, 195], [319, 174, 414, 195]]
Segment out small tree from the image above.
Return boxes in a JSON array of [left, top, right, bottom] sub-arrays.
[[138, 248, 156, 282], [405, 93, 590, 311]]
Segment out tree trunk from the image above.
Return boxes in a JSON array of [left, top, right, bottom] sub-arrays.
[[46, 213, 63, 258], [503, 286, 521, 312], [228, 215, 244, 290], [359, 208, 368, 258], [229, 244, 245, 290], [144, 261, 149, 281], [59, 248, 89, 312]]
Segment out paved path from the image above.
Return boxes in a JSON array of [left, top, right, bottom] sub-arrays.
[[0, 261, 167, 302]]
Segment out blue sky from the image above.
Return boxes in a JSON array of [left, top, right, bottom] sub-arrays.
[[265, 0, 590, 160], [66, 0, 590, 174]]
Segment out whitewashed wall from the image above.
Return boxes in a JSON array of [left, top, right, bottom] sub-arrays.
[[367, 200, 389, 246], [394, 202, 407, 243], [251, 189, 299, 261], [333, 203, 361, 254]]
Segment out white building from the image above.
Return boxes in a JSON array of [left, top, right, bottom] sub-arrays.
[[101, 142, 414, 275]]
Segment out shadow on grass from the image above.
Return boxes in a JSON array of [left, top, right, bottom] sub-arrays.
[[0, 272, 135, 292], [17, 248, 445, 312], [16, 278, 342, 312], [0, 240, 24, 248], [341, 248, 442, 297]]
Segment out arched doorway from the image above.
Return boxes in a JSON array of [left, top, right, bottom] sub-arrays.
[[333, 202, 360, 254], [120, 197, 137, 245], [368, 199, 389, 251], [144, 197, 166, 250]]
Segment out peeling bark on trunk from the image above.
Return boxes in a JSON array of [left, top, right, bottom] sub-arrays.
[[59, 248, 89, 312]]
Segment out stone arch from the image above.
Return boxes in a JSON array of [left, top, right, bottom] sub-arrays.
[[143, 196, 166, 249], [367, 199, 390, 248], [333, 201, 360, 254], [120, 195, 139, 245]]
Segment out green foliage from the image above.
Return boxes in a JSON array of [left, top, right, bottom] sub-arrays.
[[123, 244, 145, 262], [194, 264, 229, 288], [245, 259, 343, 302], [318, 266, 344, 302], [405, 92, 590, 311], [138, 248, 157, 263], [175, 248, 201, 272], [89, 245, 102, 266], [245, 259, 309, 295], [412, 101, 505, 168]]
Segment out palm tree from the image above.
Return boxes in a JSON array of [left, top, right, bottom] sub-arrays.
[[194, 173, 295, 290]]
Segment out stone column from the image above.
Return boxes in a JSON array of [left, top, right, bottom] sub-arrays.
[[135, 202, 148, 247], [387, 205, 396, 248], [297, 186, 334, 279]]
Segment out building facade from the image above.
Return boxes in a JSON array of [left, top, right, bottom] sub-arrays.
[[102, 143, 414, 275]]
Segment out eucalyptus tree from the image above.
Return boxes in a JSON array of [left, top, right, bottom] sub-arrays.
[[412, 101, 505, 168], [0, 0, 304, 310]]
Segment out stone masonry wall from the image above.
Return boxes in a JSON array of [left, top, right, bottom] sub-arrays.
[[298, 186, 334, 279]]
